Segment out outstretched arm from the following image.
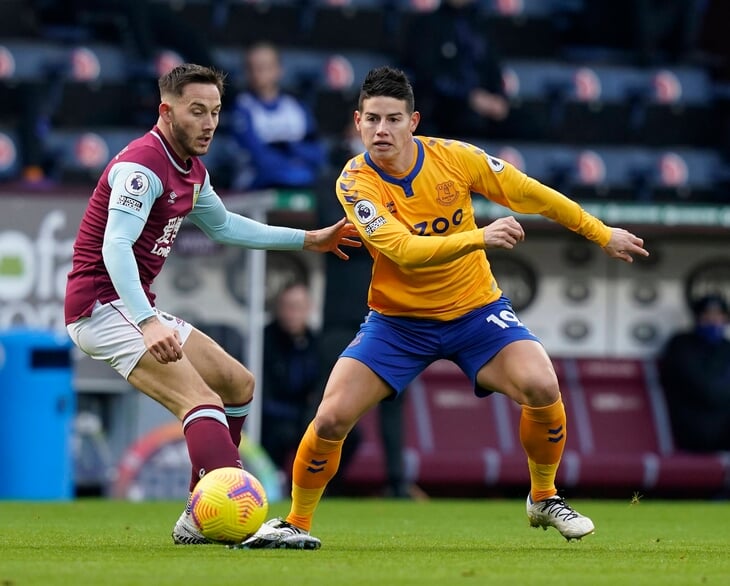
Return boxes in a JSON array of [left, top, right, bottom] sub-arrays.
[[480, 217, 649, 266], [191, 189, 361, 258]]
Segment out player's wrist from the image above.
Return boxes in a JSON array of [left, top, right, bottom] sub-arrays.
[[137, 315, 158, 329]]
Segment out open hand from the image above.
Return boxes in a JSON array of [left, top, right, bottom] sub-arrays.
[[303, 217, 362, 259], [603, 228, 650, 263]]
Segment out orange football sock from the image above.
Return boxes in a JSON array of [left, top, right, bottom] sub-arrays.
[[286, 422, 344, 531], [520, 395, 567, 502]]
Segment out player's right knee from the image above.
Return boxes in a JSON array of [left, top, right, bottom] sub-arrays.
[[313, 412, 352, 441]]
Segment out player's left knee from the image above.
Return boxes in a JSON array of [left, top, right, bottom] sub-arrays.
[[518, 374, 560, 406]]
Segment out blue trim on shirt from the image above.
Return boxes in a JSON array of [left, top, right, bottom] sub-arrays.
[[363, 138, 424, 197]]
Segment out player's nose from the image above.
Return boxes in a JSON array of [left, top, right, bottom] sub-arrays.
[[203, 113, 217, 130]]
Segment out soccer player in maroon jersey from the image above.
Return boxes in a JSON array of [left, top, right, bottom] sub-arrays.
[[64, 63, 359, 544]]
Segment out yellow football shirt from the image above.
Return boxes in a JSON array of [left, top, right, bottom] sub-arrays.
[[335, 137, 611, 320]]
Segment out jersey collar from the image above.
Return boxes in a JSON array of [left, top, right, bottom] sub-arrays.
[[364, 138, 424, 197], [150, 126, 193, 174]]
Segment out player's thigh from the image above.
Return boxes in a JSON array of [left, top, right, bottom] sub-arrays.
[[182, 327, 254, 404], [476, 339, 559, 406], [128, 351, 221, 419], [314, 357, 392, 440]]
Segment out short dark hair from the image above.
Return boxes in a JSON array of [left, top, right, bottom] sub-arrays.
[[691, 294, 729, 317], [158, 63, 226, 99], [358, 66, 415, 113]]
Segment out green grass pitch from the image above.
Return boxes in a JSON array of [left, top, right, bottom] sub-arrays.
[[1, 497, 728, 586]]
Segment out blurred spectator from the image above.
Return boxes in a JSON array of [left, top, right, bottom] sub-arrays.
[[378, 395, 428, 500], [17, 83, 53, 187], [658, 294, 730, 452], [22, 0, 221, 187], [399, 0, 532, 140], [329, 120, 366, 172], [261, 283, 360, 485], [229, 42, 327, 191]]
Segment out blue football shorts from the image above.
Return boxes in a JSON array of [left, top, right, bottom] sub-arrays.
[[340, 296, 541, 397]]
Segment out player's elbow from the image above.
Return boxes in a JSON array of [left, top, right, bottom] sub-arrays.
[[101, 236, 131, 260]]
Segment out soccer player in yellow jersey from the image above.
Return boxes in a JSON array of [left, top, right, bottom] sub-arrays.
[[240, 66, 649, 549]]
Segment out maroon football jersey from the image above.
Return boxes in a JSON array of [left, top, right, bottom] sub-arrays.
[[65, 127, 208, 324]]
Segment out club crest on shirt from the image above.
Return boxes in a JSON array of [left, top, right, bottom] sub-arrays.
[[486, 155, 505, 173], [436, 181, 458, 205], [353, 199, 377, 224], [124, 171, 150, 196]]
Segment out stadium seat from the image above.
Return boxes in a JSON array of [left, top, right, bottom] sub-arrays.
[[472, 141, 577, 192], [651, 148, 722, 201], [344, 357, 730, 497], [0, 40, 67, 82], [314, 49, 393, 134], [465, 141, 722, 202], [44, 127, 145, 183], [501, 59, 715, 146], [569, 146, 656, 200], [0, 128, 21, 181], [628, 66, 714, 147]]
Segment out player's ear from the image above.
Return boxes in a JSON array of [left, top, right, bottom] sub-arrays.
[[159, 101, 173, 121], [410, 111, 420, 132]]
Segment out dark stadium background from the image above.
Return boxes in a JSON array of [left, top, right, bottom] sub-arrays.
[[0, 0, 728, 501]]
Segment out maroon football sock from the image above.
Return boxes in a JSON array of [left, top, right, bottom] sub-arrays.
[[183, 404, 242, 491], [224, 400, 251, 449]]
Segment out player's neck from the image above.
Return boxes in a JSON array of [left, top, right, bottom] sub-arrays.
[[369, 141, 416, 177], [156, 119, 190, 163]]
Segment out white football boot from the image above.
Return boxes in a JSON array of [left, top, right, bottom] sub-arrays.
[[526, 494, 595, 541], [231, 518, 321, 550], [171, 496, 211, 545]]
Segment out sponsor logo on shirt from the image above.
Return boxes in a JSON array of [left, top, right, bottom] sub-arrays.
[[151, 217, 184, 258], [354, 199, 377, 224], [125, 171, 150, 196], [365, 216, 386, 236], [115, 194, 143, 211]]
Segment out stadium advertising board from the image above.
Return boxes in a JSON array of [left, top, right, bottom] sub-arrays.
[[0, 195, 82, 332]]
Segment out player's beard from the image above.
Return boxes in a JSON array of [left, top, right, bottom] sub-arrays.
[[170, 120, 209, 158]]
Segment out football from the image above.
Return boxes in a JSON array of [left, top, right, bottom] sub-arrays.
[[190, 467, 268, 544]]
